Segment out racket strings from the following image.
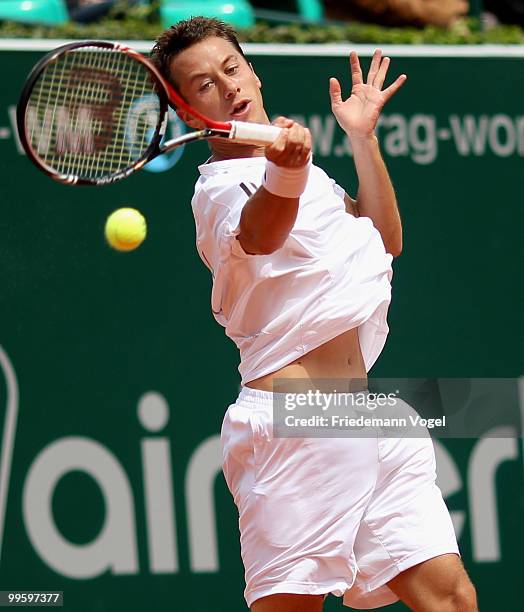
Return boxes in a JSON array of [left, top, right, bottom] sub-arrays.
[[26, 46, 161, 180]]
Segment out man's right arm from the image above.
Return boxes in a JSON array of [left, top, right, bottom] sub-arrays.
[[236, 117, 312, 255]]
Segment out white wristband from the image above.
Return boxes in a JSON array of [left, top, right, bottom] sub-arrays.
[[262, 158, 311, 199]]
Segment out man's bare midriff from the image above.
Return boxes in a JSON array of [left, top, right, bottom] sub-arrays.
[[246, 327, 367, 392]]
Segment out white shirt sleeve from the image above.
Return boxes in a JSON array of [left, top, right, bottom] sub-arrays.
[[191, 178, 258, 277], [329, 178, 347, 202]]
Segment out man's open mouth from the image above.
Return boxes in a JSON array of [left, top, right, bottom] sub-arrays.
[[231, 100, 251, 117]]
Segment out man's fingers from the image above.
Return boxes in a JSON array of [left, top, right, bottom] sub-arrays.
[[366, 49, 382, 85], [349, 51, 363, 86], [266, 122, 312, 167], [270, 127, 290, 155], [286, 124, 306, 158], [267, 125, 292, 159], [329, 77, 343, 106], [272, 116, 294, 128], [304, 128, 312, 156], [289, 126, 312, 166], [374, 56, 390, 90], [383, 74, 408, 100], [296, 130, 312, 167]]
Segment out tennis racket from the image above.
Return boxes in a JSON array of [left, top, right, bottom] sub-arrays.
[[17, 40, 281, 186]]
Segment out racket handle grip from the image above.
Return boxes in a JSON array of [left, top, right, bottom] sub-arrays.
[[229, 121, 281, 145]]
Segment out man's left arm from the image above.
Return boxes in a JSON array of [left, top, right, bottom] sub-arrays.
[[330, 50, 407, 257]]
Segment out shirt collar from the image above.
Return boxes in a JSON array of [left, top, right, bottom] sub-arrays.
[[198, 155, 266, 177]]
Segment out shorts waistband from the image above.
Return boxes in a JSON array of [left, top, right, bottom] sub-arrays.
[[238, 386, 370, 406], [238, 386, 282, 405]]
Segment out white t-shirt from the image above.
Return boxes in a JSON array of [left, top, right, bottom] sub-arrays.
[[191, 156, 393, 385]]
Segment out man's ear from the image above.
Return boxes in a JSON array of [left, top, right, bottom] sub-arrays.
[[249, 62, 262, 89], [176, 107, 205, 130]]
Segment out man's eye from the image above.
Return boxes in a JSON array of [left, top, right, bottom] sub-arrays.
[[199, 81, 213, 91], [226, 65, 238, 75]]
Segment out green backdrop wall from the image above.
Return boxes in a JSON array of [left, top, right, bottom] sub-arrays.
[[0, 42, 523, 611]]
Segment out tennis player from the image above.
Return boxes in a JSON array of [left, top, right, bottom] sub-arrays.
[[152, 17, 478, 612]]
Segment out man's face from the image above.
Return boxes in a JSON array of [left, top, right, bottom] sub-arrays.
[[169, 36, 267, 126]]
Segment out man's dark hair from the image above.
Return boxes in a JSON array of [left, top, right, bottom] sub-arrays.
[[151, 16, 247, 88]]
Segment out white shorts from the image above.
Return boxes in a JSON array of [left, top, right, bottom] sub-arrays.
[[221, 387, 459, 609]]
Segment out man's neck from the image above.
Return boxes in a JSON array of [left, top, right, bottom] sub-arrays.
[[209, 141, 267, 162], [209, 110, 272, 161]]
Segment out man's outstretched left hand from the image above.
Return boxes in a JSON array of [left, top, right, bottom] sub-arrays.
[[329, 50, 407, 141]]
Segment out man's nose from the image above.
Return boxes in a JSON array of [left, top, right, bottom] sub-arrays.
[[224, 81, 240, 99]]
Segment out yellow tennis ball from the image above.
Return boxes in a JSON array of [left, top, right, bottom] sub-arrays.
[[105, 208, 147, 252]]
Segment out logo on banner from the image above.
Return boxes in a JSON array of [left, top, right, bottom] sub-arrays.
[[1, 362, 523, 577], [0, 346, 19, 566]]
